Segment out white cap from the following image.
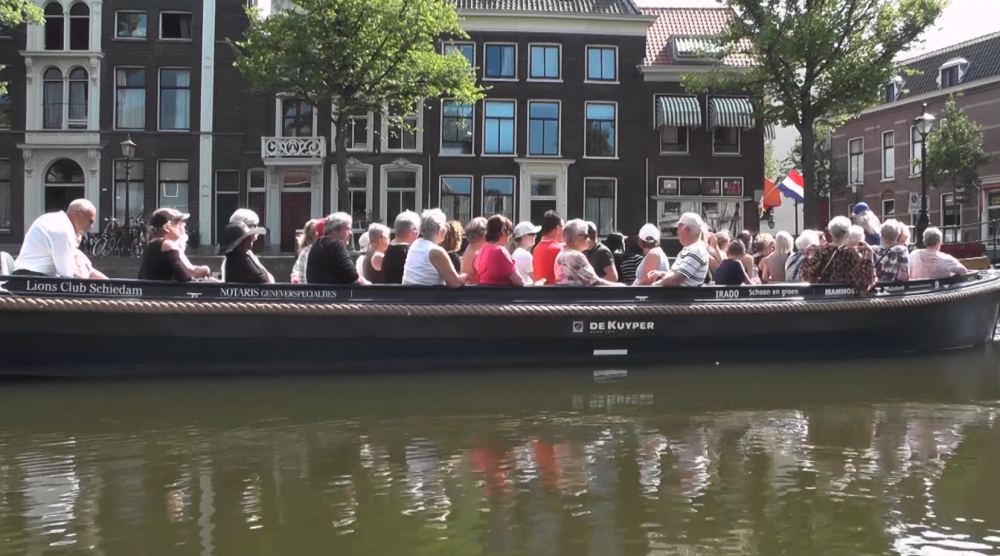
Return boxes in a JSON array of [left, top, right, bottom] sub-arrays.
[[513, 221, 541, 238], [358, 231, 370, 251], [677, 212, 707, 233], [637, 223, 660, 243]]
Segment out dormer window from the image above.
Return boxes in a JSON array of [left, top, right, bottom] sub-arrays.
[[884, 76, 903, 103], [672, 35, 724, 63], [939, 57, 969, 89]]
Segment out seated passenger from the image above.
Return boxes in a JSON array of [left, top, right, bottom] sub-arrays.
[[531, 211, 564, 286], [801, 216, 877, 294], [139, 208, 205, 282], [713, 240, 751, 286], [761, 231, 792, 283], [474, 215, 525, 286], [617, 235, 645, 285], [910, 227, 968, 280], [509, 221, 540, 284], [402, 209, 468, 288], [585, 221, 618, 282], [380, 211, 421, 284], [460, 216, 488, 285], [224, 208, 274, 283], [554, 219, 622, 287], [649, 213, 710, 287], [290, 219, 320, 284], [14, 199, 100, 278], [74, 234, 108, 280], [632, 223, 668, 285], [871, 219, 909, 282], [307, 212, 369, 286], [218, 221, 272, 284], [361, 223, 391, 283], [442, 221, 465, 273], [784, 230, 821, 282]]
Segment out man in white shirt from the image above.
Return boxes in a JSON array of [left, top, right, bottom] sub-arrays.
[[651, 212, 710, 287], [14, 199, 98, 277], [910, 226, 968, 280]]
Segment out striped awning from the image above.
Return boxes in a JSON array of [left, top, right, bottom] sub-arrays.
[[655, 96, 702, 129], [708, 97, 755, 129]]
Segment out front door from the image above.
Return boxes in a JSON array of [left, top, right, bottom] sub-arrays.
[[280, 192, 311, 252]]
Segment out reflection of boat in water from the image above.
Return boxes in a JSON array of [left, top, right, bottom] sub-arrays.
[[0, 272, 998, 375]]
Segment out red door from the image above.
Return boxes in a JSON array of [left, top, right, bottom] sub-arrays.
[[280, 192, 312, 253]]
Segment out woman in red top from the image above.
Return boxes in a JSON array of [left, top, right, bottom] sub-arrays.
[[474, 215, 526, 286]]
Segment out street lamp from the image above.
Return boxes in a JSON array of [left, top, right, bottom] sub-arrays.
[[914, 102, 935, 247], [850, 184, 860, 203], [120, 135, 136, 225]]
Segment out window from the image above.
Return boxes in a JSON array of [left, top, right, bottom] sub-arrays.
[[160, 12, 192, 40], [158, 161, 189, 213], [0, 95, 9, 129], [528, 101, 559, 156], [346, 167, 370, 230], [882, 131, 894, 180], [0, 160, 9, 231], [159, 69, 190, 130], [441, 100, 473, 155], [585, 179, 615, 237], [385, 101, 420, 151], [484, 100, 515, 155], [882, 198, 895, 220], [941, 193, 961, 243], [586, 46, 617, 82], [884, 82, 899, 103], [940, 66, 959, 88], [116, 11, 147, 38], [585, 102, 616, 158], [68, 3, 89, 50], [939, 58, 968, 89], [247, 169, 266, 230], [529, 45, 560, 80], [115, 68, 145, 130], [441, 176, 472, 223], [43, 67, 89, 130], [849, 138, 863, 184], [44, 3, 63, 50], [385, 170, 417, 224], [713, 127, 739, 154], [114, 160, 144, 222], [346, 114, 371, 150], [910, 126, 923, 176], [444, 43, 474, 67], [281, 98, 313, 137], [483, 177, 514, 221], [660, 126, 688, 153], [484, 44, 516, 79]]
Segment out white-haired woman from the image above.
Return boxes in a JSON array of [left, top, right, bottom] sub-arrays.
[[555, 219, 623, 287], [306, 212, 369, 285], [910, 227, 968, 280], [784, 230, 820, 282], [361, 223, 391, 283], [873, 219, 909, 282], [402, 209, 468, 288], [801, 216, 876, 294], [760, 231, 793, 283]]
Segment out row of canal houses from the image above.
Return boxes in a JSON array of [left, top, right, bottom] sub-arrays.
[[0, 0, 765, 253]]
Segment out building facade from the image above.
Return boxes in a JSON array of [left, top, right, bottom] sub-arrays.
[[831, 31, 1000, 244], [0, 0, 765, 253]]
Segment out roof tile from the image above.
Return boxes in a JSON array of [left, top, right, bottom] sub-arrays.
[[455, 0, 639, 15], [641, 7, 751, 67]]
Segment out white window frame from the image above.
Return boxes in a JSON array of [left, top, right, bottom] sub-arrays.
[[881, 197, 895, 220], [583, 101, 618, 159], [482, 42, 518, 82], [378, 161, 422, 224], [526, 99, 561, 158], [940, 191, 962, 243], [439, 174, 474, 222], [527, 43, 561, 82], [439, 99, 475, 157], [156, 159, 190, 212], [938, 58, 968, 89], [346, 113, 373, 151], [910, 125, 923, 177], [331, 161, 373, 232], [114, 10, 147, 40], [482, 98, 517, 157], [442, 41, 475, 69], [583, 177, 617, 238], [711, 126, 740, 156], [157, 67, 191, 132], [482, 175, 516, 221], [159, 11, 193, 41], [380, 100, 423, 153], [881, 130, 894, 181], [113, 66, 145, 131], [275, 95, 318, 137], [848, 137, 864, 185], [584, 45, 619, 84], [41, 65, 90, 131]]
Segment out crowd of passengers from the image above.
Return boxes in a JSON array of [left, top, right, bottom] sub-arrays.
[[8, 199, 970, 293]]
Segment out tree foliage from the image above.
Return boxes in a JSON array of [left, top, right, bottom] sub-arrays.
[[0, 0, 43, 96], [783, 124, 846, 201], [925, 94, 994, 192], [682, 0, 944, 227], [230, 0, 483, 210], [764, 142, 778, 182]]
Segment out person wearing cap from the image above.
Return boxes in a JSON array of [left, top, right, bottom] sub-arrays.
[[474, 215, 525, 286], [218, 220, 272, 284], [632, 222, 668, 285], [138, 208, 211, 281], [648, 212, 710, 287], [583, 221, 618, 282], [307, 212, 370, 285], [851, 202, 882, 246], [531, 211, 565, 286], [508, 221, 540, 284], [14, 199, 98, 277]]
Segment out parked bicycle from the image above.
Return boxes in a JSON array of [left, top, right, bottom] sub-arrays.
[[90, 215, 147, 257]]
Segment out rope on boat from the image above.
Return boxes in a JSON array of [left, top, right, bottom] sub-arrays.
[[0, 277, 998, 317]]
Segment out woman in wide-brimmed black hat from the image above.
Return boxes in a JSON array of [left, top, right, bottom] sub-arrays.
[[218, 221, 272, 284]]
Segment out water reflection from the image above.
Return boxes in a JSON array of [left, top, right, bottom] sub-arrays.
[[2, 348, 1000, 555]]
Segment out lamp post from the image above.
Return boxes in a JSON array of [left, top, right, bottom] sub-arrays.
[[120, 135, 136, 225], [851, 184, 860, 203], [914, 102, 935, 247]]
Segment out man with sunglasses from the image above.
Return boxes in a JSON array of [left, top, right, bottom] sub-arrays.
[[13, 199, 101, 278]]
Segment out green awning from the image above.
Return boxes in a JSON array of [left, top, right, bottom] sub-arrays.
[[708, 97, 756, 129], [655, 96, 702, 129]]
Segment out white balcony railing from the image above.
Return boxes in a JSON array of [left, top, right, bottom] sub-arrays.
[[261, 136, 326, 160]]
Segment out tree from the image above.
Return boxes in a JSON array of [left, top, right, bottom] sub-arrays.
[[783, 124, 847, 202], [231, 0, 483, 211], [764, 142, 778, 182], [0, 1, 43, 96], [683, 0, 945, 227], [925, 94, 994, 195]]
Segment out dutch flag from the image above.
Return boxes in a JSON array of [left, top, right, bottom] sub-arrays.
[[778, 169, 805, 202]]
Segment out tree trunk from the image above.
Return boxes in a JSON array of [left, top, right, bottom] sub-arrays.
[[334, 111, 350, 214], [798, 122, 818, 228]]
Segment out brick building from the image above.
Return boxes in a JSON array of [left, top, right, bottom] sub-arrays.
[[0, 0, 765, 253], [831, 31, 1000, 244]]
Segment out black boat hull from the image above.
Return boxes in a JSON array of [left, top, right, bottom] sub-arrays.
[[0, 273, 997, 376]]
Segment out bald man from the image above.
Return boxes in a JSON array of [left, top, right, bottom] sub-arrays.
[[14, 199, 100, 277]]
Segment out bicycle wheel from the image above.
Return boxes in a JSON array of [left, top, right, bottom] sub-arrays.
[[106, 236, 119, 257], [92, 237, 107, 257], [131, 235, 144, 257]]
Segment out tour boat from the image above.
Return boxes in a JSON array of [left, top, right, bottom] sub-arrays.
[[0, 270, 998, 376]]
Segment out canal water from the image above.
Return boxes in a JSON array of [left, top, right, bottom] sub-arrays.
[[3, 349, 1000, 556]]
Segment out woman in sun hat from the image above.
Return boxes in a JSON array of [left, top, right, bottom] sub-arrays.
[[632, 223, 668, 285], [218, 220, 271, 284], [507, 221, 541, 283]]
